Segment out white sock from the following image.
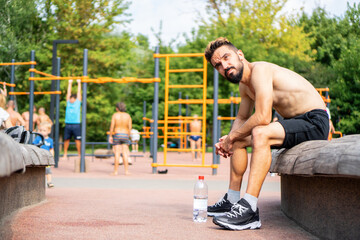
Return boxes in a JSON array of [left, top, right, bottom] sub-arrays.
[[243, 193, 258, 212], [227, 189, 241, 204]]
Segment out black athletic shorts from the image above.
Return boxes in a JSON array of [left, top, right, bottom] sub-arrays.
[[64, 123, 81, 141], [273, 109, 329, 149]]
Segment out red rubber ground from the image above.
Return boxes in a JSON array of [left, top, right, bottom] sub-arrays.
[[9, 152, 317, 240]]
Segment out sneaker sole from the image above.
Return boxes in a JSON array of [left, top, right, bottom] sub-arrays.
[[213, 218, 261, 230], [207, 212, 228, 217]]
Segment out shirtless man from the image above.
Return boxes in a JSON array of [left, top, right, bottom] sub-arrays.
[[22, 106, 39, 131], [205, 38, 329, 230], [37, 107, 53, 127], [189, 114, 202, 161], [6, 100, 25, 127], [109, 102, 132, 175]]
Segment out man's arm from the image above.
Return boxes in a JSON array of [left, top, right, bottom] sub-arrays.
[[109, 114, 115, 143], [128, 114, 132, 135], [66, 79, 73, 101], [77, 79, 82, 101], [228, 64, 273, 143], [17, 113, 26, 126]]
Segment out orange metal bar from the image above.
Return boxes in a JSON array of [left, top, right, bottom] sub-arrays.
[[166, 132, 201, 135], [142, 117, 154, 123], [218, 116, 236, 120], [151, 163, 218, 168], [0, 61, 36, 66], [166, 148, 202, 152], [29, 69, 57, 77], [201, 55, 207, 165], [9, 91, 61, 95], [154, 53, 204, 58], [168, 85, 204, 89], [168, 98, 241, 104], [168, 68, 204, 73], [29, 76, 86, 81], [0, 82, 16, 87]]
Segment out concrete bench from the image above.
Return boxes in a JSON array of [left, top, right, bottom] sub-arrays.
[[0, 132, 54, 238], [270, 134, 360, 240]]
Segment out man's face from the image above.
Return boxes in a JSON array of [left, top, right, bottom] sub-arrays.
[[210, 45, 244, 84]]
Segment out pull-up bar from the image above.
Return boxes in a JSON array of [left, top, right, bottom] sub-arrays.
[[0, 82, 16, 87]]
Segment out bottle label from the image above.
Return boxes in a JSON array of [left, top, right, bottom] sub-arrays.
[[193, 199, 207, 210]]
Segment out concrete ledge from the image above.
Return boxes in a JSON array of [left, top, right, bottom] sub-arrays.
[[0, 131, 54, 237], [271, 135, 360, 240], [281, 175, 360, 240]]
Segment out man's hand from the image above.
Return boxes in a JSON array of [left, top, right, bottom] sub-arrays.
[[109, 136, 113, 144], [215, 135, 231, 158], [69, 79, 73, 84], [76, 79, 81, 84], [221, 135, 234, 157]]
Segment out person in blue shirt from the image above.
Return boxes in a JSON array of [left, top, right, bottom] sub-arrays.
[[63, 79, 82, 161], [33, 122, 54, 188]]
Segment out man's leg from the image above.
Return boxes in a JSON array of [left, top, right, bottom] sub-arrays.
[[208, 137, 251, 217], [113, 144, 120, 175], [63, 139, 70, 160], [246, 122, 285, 198], [196, 139, 201, 160], [190, 139, 195, 161], [122, 144, 130, 175], [75, 140, 81, 157], [213, 122, 285, 230]]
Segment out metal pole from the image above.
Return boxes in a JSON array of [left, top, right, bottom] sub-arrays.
[[212, 69, 219, 175], [50, 40, 79, 129], [150, 102, 155, 158], [217, 116, 221, 164], [178, 91, 182, 150], [152, 46, 160, 174], [29, 50, 35, 133], [54, 57, 61, 168], [10, 59, 15, 101], [143, 101, 146, 153], [80, 49, 88, 173]]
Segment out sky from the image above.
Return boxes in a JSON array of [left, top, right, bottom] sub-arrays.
[[123, 0, 358, 48]]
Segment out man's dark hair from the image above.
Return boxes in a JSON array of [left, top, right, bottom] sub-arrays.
[[116, 102, 126, 112], [204, 37, 238, 64], [70, 94, 77, 99]]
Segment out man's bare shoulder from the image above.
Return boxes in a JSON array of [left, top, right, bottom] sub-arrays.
[[251, 61, 275, 76]]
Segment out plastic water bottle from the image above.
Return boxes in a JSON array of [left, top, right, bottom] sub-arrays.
[[193, 176, 208, 222]]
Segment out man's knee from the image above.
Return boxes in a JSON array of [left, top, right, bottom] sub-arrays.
[[252, 126, 269, 148]]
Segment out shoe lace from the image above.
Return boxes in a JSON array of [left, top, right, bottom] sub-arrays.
[[214, 198, 226, 207], [226, 203, 248, 218]]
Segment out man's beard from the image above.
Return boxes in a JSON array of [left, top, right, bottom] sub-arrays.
[[224, 63, 243, 84]]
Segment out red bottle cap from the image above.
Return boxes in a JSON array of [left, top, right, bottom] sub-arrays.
[[198, 176, 204, 180]]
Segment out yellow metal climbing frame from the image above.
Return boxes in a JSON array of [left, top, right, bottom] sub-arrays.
[[152, 53, 217, 169]]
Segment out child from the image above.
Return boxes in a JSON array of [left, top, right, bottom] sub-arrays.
[[33, 122, 54, 188]]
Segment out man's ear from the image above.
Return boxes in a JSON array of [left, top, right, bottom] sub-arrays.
[[237, 50, 245, 60]]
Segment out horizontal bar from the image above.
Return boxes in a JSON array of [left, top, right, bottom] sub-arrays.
[[154, 53, 204, 58], [9, 91, 61, 95], [167, 116, 201, 120], [142, 117, 154, 123], [218, 116, 236, 120], [0, 61, 36, 66], [168, 85, 203, 89], [0, 82, 16, 87], [29, 76, 85, 81], [168, 98, 241, 104], [316, 88, 329, 92], [151, 163, 218, 169], [165, 132, 202, 135], [168, 68, 203, 73], [166, 148, 202, 152]]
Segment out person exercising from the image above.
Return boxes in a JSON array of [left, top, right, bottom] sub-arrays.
[[205, 37, 329, 230], [189, 114, 202, 161], [63, 79, 82, 161]]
